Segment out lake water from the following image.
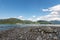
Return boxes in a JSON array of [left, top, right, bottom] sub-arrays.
[[0, 24, 60, 30], [0, 24, 18, 30]]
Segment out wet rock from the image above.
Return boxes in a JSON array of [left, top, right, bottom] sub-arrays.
[[53, 36, 58, 40], [48, 34, 53, 38], [0, 26, 59, 40], [41, 26, 53, 33], [36, 36, 42, 40]]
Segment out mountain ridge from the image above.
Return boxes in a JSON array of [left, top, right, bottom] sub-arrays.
[[0, 18, 60, 24]]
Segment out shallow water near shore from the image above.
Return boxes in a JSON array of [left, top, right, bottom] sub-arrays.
[[0, 24, 60, 30], [0, 24, 60, 40], [0, 24, 17, 30]]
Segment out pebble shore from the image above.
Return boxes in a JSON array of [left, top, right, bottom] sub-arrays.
[[0, 26, 60, 40]]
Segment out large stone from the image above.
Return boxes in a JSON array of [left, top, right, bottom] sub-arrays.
[[41, 26, 53, 33], [53, 36, 58, 40], [36, 36, 42, 40]]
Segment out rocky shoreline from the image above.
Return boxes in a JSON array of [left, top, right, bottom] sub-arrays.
[[0, 26, 60, 40]]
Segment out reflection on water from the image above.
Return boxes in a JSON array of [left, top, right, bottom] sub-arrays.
[[0, 24, 17, 30], [0, 24, 60, 30]]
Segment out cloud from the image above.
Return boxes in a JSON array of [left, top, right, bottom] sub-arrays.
[[42, 4, 60, 12], [17, 16, 38, 21], [42, 9, 49, 11], [39, 4, 60, 21], [15, 4, 60, 21], [49, 4, 60, 12], [27, 16, 37, 21], [17, 16, 25, 20]]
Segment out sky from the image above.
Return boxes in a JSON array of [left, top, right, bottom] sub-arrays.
[[0, 0, 60, 21]]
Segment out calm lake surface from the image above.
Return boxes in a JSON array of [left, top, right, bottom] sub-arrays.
[[0, 24, 18, 30], [0, 24, 60, 30]]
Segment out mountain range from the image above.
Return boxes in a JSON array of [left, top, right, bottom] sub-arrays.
[[0, 18, 60, 24]]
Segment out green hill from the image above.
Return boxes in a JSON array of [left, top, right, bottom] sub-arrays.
[[37, 20, 52, 24], [0, 18, 52, 24], [0, 18, 23, 24]]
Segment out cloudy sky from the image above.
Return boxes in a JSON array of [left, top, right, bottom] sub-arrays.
[[0, 0, 60, 21]]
